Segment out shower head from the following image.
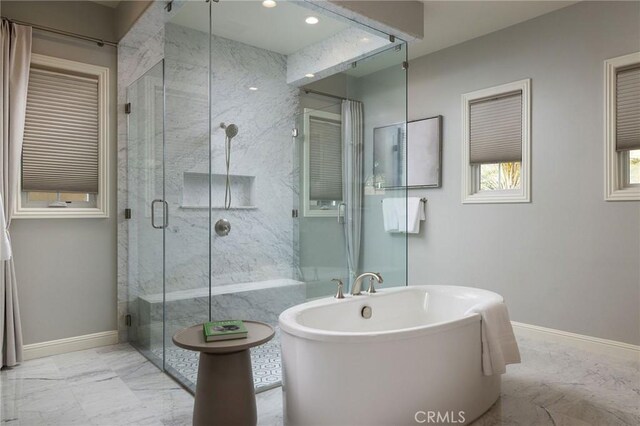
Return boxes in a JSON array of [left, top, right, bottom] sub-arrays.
[[224, 123, 239, 140]]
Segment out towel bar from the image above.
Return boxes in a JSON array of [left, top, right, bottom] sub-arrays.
[[380, 198, 427, 203]]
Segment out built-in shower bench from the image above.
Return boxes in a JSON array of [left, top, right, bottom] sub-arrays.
[[135, 278, 305, 347]]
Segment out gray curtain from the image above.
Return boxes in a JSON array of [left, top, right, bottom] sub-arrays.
[[341, 100, 363, 291], [1, 20, 31, 368]]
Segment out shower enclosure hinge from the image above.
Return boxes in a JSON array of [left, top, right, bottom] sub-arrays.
[[125, 103, 131, 114], [292, 128, 299, 137], [124, 208, 132, 219], [292, 209, 299, 218], [402, 61, 409, 70], [125, 314, 132, 327], [389, 35, 396, 43]]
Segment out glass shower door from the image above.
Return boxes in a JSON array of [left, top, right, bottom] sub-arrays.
[[126, 61, 165, 368], [163, 0, 212, 390]]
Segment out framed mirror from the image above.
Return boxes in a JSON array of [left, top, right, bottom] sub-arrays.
[[373, 116, 442, 189]]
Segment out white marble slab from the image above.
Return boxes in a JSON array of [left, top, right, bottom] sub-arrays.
[[3, 333, 639, 425]]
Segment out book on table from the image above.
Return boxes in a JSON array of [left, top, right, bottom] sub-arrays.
[[203, 320, 248, 342]]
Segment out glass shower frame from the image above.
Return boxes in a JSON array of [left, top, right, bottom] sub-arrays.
[[125, 60, 166, 370], [125, 0, 409, 394]]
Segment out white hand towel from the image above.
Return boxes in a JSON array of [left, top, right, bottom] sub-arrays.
[[382, 198, 399, 232], [465, 300, 521, 376], [0, 194, 12, 261], [405, 197, 425, 234]]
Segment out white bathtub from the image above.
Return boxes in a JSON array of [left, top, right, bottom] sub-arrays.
[[278, 285, 503, 426]]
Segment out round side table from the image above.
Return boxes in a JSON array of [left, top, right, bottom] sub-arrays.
[[172, 321, 275, 426]]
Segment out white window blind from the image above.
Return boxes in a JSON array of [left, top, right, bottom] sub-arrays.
[[22, 67, 99, 193], [616, 65, 640, 151], [469, 91, 522, 164], [309, 117, 342, 201]]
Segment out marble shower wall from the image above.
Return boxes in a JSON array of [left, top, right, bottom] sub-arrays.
[[162, 23, 300, 300]]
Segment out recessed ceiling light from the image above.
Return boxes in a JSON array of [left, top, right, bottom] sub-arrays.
[[249, 87, 258, 91], [361, 37, 370, 42], [305, 16, 319, 25], [262, 0, 277, 8], [305, 73, 315, 78]]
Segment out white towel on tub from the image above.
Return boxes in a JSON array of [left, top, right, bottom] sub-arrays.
[[465, 300, 521, 375]]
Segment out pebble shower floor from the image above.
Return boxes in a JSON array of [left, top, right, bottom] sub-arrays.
[[152, 327, 282, 392]]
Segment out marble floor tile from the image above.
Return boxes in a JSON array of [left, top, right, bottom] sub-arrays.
[[1, 333, 638, 426]]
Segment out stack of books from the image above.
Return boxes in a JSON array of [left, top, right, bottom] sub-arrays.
[[203, 320, 248, 342]]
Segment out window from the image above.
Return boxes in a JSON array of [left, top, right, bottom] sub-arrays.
[[302, 108, 343, 217], [462, 79, 531, 203], [14, 54, 109, 218], [629, 150, 640, 185], [605, 52, 640, 201]]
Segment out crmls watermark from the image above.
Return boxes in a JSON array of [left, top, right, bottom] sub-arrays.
[[414, 411, 466, 424]]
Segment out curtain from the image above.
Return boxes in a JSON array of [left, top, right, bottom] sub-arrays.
[[341, 100, 364, 291], [0, 20, 31, 368]]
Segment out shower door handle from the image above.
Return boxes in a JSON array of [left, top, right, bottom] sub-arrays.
[[151, 199, 168, 229]]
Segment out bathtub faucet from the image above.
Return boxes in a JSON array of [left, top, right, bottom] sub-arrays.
[[352, 272, 383, 296]]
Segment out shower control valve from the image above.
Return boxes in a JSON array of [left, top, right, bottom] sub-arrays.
[[214, 218, 231, 237]]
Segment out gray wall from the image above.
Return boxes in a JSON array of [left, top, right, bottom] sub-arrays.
[[3, 1, 118, 344], [114, 0, 152, 41], [406, 1, 640, 344]]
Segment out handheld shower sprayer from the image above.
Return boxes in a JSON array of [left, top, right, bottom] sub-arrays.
[[220, 123, 239, 210], [221, 123, 238, 140]]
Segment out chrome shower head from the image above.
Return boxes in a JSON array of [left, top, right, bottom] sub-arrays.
[[224, 123, 238, 140]]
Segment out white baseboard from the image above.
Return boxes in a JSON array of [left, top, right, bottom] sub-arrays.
[[23, 330, 119, 361], [512, 321, 639, 362]]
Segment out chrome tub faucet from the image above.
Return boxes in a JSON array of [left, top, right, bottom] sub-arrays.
[[352, 272, 383, 296]]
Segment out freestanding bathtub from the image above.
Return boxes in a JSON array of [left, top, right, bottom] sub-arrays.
[[279, 285, 503, 425]]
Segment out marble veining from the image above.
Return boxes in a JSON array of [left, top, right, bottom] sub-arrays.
[[2, 333, 638, 425]]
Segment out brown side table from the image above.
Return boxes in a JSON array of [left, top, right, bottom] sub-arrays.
[[172, 321, 275, 426]]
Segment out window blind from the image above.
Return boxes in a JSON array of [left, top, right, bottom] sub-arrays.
[[616, 65, 640, 151], [22, 67, 99, 193], [309, 117, 342, 201], [469, 91, 522, 164]]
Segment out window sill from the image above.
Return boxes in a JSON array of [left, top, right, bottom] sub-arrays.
[[12, 207, 109, 219], [605, 186, 640, 202], [463, 189, 530, 204]]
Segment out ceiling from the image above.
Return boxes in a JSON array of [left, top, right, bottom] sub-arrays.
[[170, 0, 350, 55], [409, 1, 578, 59]]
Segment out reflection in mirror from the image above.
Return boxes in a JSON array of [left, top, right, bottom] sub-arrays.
[[407, 116, 442, 188], [373, 123, 406, 189], [373, 116, 443, 189]]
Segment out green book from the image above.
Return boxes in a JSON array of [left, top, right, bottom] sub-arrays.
[[203, 320, 248, 342]]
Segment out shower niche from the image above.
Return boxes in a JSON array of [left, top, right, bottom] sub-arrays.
[[181, 172, 257, 210]]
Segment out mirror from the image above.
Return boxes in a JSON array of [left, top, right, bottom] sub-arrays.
[[373, 116, 442, 189]]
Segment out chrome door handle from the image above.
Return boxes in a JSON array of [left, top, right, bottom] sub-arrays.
[[151, 199, 167, 229]]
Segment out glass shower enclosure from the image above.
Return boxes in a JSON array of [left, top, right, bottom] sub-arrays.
[[124, 0, 408, 393]]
